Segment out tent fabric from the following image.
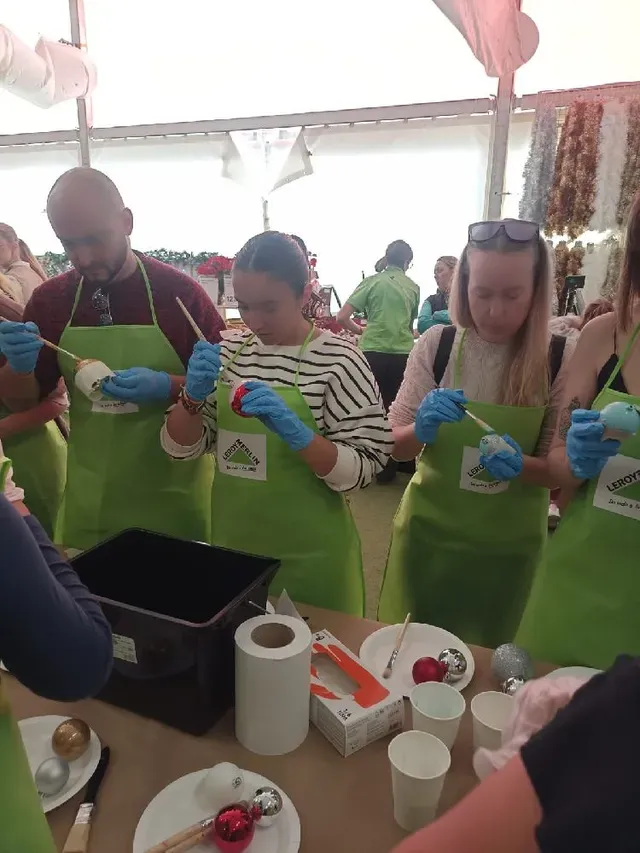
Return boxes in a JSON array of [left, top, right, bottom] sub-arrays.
[[433, 0, 539, 77], [0, 26, 96, 108]]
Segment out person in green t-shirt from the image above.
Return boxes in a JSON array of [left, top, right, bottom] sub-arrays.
[[338, 240, 419, 482]]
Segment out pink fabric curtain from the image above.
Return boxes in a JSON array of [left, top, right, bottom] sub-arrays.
[[433, 0, 539, 77]]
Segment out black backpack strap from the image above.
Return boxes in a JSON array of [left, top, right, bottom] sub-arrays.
[[548, 334, 566, 386], [433, 324, 457, 386]]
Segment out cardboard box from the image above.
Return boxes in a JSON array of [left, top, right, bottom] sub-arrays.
[[310, 629, 405, 757]]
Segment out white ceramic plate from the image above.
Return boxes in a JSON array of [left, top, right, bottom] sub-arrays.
[[359, 623, 475, 697], [545, 665, 602, 681], [18, 715, 101, 814], [133, 769, 301, 853]]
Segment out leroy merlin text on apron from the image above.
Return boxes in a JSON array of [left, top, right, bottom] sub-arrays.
[[378, 329, 548, 648], [55, 257, 213, 551], [517, 321, 640, 669], [211, 328, 365, 615]]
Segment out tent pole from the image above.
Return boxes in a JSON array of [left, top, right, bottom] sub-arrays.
[[68, 0, 92, 166], [484, 69, 516, 220]]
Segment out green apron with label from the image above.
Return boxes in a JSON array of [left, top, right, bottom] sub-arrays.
[[0, 404, 67, 538], [55, 258, 213, 551], [0, 678, 56, 852], [516, 322, 640, 669], [210, 329, 365, 615], [378, 330, 548, 647]]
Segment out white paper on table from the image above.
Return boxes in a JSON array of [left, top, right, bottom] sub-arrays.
[[275, 590, 305, 622]]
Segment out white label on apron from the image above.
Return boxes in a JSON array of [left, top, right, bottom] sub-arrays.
[[112, 633, 138, 663], [91, 399, 139, 415], [459, 446, 510, 494], [217, 430, 267, 481], [593, 454, 640, 519]]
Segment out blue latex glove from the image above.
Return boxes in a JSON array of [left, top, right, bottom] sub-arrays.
[[432, 309, 451, 325], [0, 321, 44, 373], [240, 381, 314, 451], [415, 388, 467, 444], [184, 341, 221, 401], [480, 433, 523, 481], [566, 409, 621, 480], [101, 367, 171, 403]]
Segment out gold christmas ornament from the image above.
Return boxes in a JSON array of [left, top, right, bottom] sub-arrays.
[[51, 718, 91, 761]]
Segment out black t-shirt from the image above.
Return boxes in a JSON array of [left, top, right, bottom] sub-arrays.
[[521, 655, 640, 852]]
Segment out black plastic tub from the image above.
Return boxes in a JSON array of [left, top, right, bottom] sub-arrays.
[[71, 528, 280, 735]]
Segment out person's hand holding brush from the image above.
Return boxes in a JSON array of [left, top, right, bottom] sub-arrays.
[[0, 321, 44, 374]]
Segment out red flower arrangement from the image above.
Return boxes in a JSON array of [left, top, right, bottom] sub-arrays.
[[197, 255, 234, 277]]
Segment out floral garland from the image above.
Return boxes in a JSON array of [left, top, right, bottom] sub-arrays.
[[39, 248, 218, 278], [546, 100, 602, 239], [553, 241, 585, 300], [617, 99, 640, 226], [602, 238, 622, 299], [519, 99, 557, 224], [590, 100, 628, 233]]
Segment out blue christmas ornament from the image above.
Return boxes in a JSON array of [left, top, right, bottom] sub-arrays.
[[599, 402, 640, 440]]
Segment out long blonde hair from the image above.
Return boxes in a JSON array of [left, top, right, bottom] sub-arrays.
[[0, 223, 47, 282], [449, 232, 554, 408]]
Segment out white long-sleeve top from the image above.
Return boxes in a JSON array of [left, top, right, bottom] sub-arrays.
[[0, 437, 24, 502], [390, 325, 575, 457], [161, 329, 393, 492]]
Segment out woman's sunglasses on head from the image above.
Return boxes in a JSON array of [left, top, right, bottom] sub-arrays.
[[468, 220, 540, 244]]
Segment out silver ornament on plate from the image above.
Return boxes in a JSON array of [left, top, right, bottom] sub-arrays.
[[249, 786, 283, 827], [491, 644, 533, 683], [438, 648, 468, 683], [501, 676, 525, 696]]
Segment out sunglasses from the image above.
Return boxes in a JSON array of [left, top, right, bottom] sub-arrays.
[[468, 220, 540, 244], [91, 288, 113, 327]]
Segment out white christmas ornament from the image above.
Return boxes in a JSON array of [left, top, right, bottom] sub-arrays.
[[196, 762, 245, 811]]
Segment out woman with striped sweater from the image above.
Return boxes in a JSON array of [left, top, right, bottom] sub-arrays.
[[162, 231, 392, 615]]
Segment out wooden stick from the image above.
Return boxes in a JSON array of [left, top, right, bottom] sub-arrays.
[[0, 316, 81, 363], [463, 408, 496, 435], [144, 819, 213, 853], [383, 612, 411, 679], [176, 297, 206, 342], [167, 827, 212, 853]]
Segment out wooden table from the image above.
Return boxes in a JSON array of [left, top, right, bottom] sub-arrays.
[[7, 606, 553, 852]]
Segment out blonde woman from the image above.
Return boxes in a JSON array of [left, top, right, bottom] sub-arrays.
[[0, 224, 47, 304], [377, 220, 573, 647]]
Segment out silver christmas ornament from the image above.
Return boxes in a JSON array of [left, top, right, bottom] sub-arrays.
[[250, 786, 283, 827], [501, 676, 525, 696], [438, 648, 468, 683], [491, 644, 533, 683]]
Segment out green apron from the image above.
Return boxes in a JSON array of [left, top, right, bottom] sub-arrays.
[[516, 322, 640, 668], [55, 257, 213, 551], [210, 328, 365, 615], [378, 330, 548, 647], [0, 405, 67, 539], [0, 677, 56, 852]]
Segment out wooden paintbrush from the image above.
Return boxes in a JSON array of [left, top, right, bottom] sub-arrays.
[[0, 316, 81, 364], [144, 818, 214, 853], [383, 612, 411, 679], [176, 297, 206, 342]]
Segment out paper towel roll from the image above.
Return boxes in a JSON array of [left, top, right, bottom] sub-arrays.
[[235, 614, 312, 756]]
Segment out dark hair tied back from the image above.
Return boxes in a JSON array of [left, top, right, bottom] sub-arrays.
[[234, 231, 309, 296]]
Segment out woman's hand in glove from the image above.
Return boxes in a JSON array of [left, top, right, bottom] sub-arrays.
[[184, 341, 222, 401], [414, 388, 467, 444], [240, 381, 314, 451], [566, 409, 621, 480], [480, 434, 523, 481]]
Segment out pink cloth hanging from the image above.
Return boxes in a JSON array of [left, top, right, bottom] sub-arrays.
[[433, 0, 539, 77]]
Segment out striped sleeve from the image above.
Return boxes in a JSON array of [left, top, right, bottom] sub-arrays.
[[318, 339, 393, 491]]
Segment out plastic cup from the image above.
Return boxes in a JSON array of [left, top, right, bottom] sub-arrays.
[[410, 682, 466, 750], [388, 730, 451, 832], [470, 691, 513, 751]]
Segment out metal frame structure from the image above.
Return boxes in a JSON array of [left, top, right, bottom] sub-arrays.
[[2, 0, 639, 220]]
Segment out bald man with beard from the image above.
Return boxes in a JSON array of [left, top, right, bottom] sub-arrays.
[[0, 167, 224, 550]]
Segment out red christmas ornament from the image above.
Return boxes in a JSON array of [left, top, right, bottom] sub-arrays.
[[231, 384, 251, 417], [412, 656, 446, 685], [211, 804, 255, 852]]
